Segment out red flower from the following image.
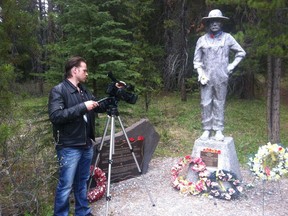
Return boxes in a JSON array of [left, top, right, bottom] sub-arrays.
[[129, 137, 135, 142], [265, 167, 271, 176], [185, 155, 192, 160], [196, 181, 204, 191], [137, 136, 145, 141]]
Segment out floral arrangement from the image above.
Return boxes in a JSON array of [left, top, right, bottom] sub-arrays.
[[248, 142, 288, 181], [207, 169, 243, 200], [87, 166, 107, 203], [171, 155, 209, 195], [129, 136, 144, 142], [202, 148, 221, 154]]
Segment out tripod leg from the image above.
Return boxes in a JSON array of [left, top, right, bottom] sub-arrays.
[[117, 116, 141, 171], [88, 116, 111, 191], [117, 116, 156, 207], [106, 115, 116, 216], [96, 116, 111, 166]]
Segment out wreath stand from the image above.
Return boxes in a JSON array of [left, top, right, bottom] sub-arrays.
[[247, 142, 287, 216], [88, 105, 155, 216], [250, 178, 283, 216]]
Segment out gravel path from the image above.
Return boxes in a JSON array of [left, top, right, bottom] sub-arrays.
[[91, 157, 288, 216]]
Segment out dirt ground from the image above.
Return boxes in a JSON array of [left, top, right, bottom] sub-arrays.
[[90, 157, 288, 216]]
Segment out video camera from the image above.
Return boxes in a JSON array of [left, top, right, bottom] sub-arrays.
[[98, 72, 138, 108], [106, 71, 138, 104]]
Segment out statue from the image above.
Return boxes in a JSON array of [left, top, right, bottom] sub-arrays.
[[193, 9, 246, 141]]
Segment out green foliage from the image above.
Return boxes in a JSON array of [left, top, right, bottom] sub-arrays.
[[206, 0, 245, 5], [247, 0, 286, 9], [0, 64, 15, 114], [0, 63, 16, 188], [245, 0, 288, 57], [0, 0, 40, 79], [163, 19, 177, 29], [115, 0, 164, 107], [0, 96, 57, 216]]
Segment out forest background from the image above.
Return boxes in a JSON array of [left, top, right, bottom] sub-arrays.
[[0, 0, 288, 215]]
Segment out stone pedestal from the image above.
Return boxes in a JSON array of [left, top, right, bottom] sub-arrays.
[[187, 137, 242, 182]]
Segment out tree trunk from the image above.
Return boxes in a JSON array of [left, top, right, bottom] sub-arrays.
[[37, 0, 47, 94], [267, 56, 281, 143], [163, 0, 189, 97], [240, 71, 255, 99], [163, 1, 177, 91], [179, 0, 188, 101]]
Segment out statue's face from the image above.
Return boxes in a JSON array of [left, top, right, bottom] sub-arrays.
[[209, 19, 222, 33]]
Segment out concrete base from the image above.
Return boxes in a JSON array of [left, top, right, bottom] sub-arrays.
[[187, 137, 242, 182]]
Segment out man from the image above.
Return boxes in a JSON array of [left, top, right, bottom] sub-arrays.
[[193, 9, 246, 141], [48, 56, 106, 216]]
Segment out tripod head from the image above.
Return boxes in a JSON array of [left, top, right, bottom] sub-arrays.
[[106, 105, 119, 117], [96, 96, 120, 117]]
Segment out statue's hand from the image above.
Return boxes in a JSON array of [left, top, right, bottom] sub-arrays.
[[197, 67, 204, 81], [227, 64, 235, 74], [197, 67, 209, 85]]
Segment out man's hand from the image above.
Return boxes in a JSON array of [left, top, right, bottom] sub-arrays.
[[115, 81, 126, 88], [84, 100, 99, 111]]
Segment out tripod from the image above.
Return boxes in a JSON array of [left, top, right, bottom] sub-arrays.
[[89, 105, 155, 216]]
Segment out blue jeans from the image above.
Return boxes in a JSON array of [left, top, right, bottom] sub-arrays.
[[54, 147, 93, 216]]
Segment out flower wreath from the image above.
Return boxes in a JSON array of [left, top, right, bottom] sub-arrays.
[[171, 155, 209, 195], [248, 142, 288, 181], [87, 166, 107, 203], [207, 169, 243, 200]]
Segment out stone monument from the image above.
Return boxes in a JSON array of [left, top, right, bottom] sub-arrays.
[[92, 118, 159, 182], [188, 9, 245, 182]]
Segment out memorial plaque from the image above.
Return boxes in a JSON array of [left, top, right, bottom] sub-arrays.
[[97, 138, 144, 183], [200, 151, 218, 168]]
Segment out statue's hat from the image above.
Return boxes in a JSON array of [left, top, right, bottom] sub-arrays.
[[202, 9, 229, 21]]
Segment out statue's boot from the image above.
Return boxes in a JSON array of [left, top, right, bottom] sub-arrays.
[[214, 130, 224, 141], [200, 130, 210, 140]]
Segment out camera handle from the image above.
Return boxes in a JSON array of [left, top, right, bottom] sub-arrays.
[[89, 106, 155, 215]]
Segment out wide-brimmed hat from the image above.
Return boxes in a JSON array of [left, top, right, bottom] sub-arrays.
[[202, 9, 229, 21]]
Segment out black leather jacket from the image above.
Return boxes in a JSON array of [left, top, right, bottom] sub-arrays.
[[48, 79, 105, 147]]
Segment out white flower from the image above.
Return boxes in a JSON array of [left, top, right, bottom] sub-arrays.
[[200, 74, 209, 85]]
